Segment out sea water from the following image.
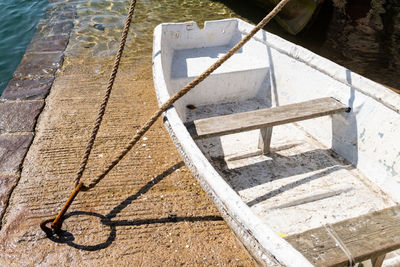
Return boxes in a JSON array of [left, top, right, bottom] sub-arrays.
[[0, 0, 48, 93], [0, 0, 398, 94]]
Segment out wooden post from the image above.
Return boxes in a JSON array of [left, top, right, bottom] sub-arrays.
[[371, 254, 386, 267], [258, 127, 273, 154]]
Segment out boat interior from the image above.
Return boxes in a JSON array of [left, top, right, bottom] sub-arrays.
[[187, 102, 394, 235], [155, 18, 400, 264]]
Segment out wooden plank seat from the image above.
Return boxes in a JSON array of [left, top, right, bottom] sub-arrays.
[[285, 204, 400, 267], [185, 97, 349, 153]]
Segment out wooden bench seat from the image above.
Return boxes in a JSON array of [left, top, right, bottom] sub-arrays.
[[285, 204, 400, 267], [185, 97, 349, 153]]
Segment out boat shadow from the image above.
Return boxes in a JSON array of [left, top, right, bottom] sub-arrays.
[[47, 161, 222, 251]]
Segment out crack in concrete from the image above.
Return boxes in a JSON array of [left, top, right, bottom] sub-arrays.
[[0, 173, 21, 229]]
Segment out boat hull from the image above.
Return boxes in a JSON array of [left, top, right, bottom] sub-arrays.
[[152, 18, 400, 266]]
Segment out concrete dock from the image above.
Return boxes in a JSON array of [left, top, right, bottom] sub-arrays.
[[0, 3, 256, 265]]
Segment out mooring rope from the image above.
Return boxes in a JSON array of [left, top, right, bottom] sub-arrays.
[[74, 0, 137, 188], [40, 0, 292, 235]]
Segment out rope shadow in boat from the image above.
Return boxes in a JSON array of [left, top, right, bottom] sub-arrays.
[[211, 148, 354, 192], [246, 164, 349, 207]]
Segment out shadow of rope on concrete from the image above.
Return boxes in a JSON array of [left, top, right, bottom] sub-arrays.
[[47, 161, 223, 251]]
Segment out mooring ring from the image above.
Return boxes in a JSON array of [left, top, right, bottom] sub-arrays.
[[40, 217, 62, 237]]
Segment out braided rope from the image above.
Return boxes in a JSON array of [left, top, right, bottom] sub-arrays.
[[74, 0, 137, 188], [80, 0, 292, 191]]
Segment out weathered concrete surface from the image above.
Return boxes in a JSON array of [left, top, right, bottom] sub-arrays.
[[26, 35, 70, 53], [0, 174, 19, 224], [0, 54, 256, 265], [0, 101, 44, 133], [0, 134, 33, 173], [1, 78, 54, 100], [14, 52, 64, 78], [0, 3, 75, 246], [0, 0, 256, 263]]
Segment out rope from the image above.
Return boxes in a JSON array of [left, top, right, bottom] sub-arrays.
[[324, 223, 355, 266], [82, 0, 292, 191], [73, 0, 137, 188], [41, 0, 292, 234]]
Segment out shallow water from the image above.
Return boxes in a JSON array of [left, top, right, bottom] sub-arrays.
[[67, 0, 245, 58], [0, 0, 48, 93], [1, 0, 398, 93]]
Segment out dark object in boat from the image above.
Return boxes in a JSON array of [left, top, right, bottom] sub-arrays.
[[186, 104, 197, 110]]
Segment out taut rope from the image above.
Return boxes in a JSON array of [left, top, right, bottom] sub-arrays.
[[74, 0, 137, 189], [40, 0, 292, 235]]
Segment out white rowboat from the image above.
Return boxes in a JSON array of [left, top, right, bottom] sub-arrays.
[[152, 18, 400, 266]]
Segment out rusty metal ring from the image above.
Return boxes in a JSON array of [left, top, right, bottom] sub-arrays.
[[40, 218, 62, 237], [40, 218, 55, 236], [40, 182, 84, 238]]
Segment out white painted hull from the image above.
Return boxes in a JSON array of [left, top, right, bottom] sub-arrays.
[[152, 18, 400, 266]]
